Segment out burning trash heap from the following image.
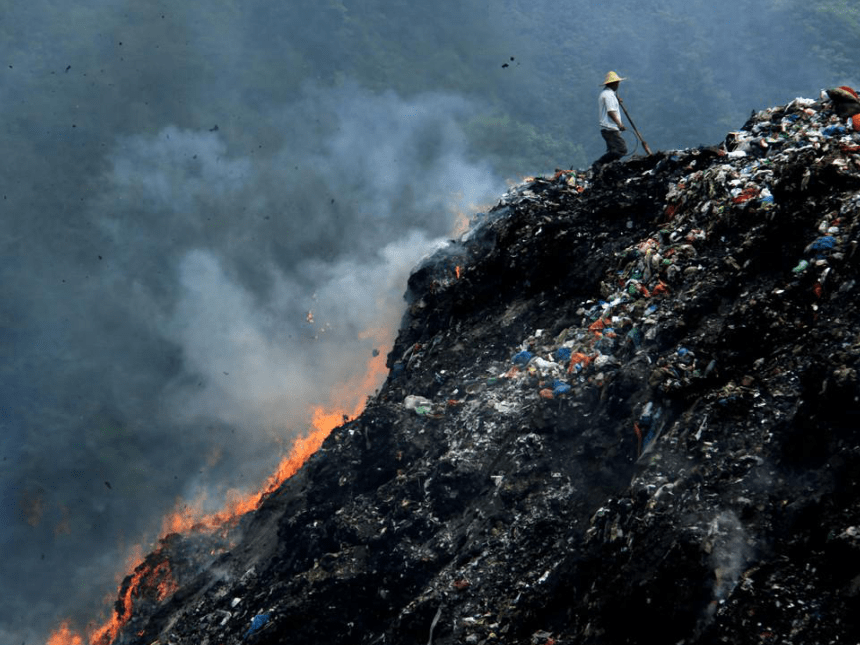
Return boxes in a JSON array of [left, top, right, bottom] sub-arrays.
[[80, 92, 860, 645]]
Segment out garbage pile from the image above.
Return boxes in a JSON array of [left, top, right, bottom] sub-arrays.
[[106, 93, 860, 645]]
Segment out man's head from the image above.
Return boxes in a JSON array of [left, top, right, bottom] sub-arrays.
[[602, 71, 625, 88]]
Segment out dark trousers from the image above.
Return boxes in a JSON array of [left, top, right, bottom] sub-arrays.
[[596, 129, 627, 164]]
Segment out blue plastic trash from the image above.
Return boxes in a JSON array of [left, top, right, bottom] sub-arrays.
[[555, 347, 572, 363], [642, 427, 657, 451], [512, 350, 533, 365], [245, 613, 270, 639], [823, 125, 847, 137], [626, 327, 642, 348], [552, 380, 571, 396], [809, 236, 837, 252]]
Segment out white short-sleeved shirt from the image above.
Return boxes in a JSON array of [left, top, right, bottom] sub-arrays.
[[599, 87, 621, 131]]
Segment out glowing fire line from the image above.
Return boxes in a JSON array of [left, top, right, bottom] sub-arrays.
[[86, 559, 179, 645], [47, 622, 83, 645], [48, 195, 476, 645], [48, 348, 389, 645]]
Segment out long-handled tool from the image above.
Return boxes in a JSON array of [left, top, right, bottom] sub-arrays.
[[618, 97, 653, 156]]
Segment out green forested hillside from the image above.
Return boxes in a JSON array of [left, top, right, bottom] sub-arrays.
[[3, 0, 858, 178], [207, 0, 860, 175]]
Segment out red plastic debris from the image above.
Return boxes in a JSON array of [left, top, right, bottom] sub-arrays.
[[634, 422, 643, 456], [567, 352, 594, 373], [651, 281, 670, 296], [813, 282, 823, 299], [588, 317, 608, 332], [732, 187, 760, 204]]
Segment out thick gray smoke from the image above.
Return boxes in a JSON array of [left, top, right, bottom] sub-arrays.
[[0, 77, 501, 644]]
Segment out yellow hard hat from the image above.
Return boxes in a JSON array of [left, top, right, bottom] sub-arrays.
[[602, 71, 626, 85]]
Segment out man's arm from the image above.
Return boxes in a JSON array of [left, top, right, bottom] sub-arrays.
[[608, 110, 626, 131]]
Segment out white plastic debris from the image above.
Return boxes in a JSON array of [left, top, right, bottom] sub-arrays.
[[404, 394, 434, 415]]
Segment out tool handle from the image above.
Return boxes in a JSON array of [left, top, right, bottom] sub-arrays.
[[618, 98, 653, 156]]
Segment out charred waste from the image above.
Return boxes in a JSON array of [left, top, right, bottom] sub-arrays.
[[100, 94, 860, 645]]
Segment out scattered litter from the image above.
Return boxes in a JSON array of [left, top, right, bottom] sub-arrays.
[[110, 89, 860, 645], [244, 613, 270, 639]]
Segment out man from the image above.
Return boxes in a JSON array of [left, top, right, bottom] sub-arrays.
[[596, 71, 627, 165]]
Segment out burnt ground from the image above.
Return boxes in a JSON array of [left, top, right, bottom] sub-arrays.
[[112, 98, 860, 645]]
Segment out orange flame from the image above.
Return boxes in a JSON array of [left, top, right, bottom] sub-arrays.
[[47, 622, 84, 645], [450, 208, 471, 237], [86, 558, 179, 645], [455, 266, 461, 279], [154, 561, 180, 601], [88, 570, 142, 645], [448, 195, 493, 239], [49, 330, 391, 645]]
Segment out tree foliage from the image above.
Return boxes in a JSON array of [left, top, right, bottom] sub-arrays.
[[240, 0, 860, 175], [6, 0, 860, 179]]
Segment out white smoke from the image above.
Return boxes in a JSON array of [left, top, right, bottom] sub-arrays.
[[4, 82, 502, 644], [701, 510, 752, 626]]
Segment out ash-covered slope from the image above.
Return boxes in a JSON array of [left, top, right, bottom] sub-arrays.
[[116, 96, 860, 645]]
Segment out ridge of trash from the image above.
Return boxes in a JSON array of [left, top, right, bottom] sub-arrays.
[[109, 94, 860, 645]]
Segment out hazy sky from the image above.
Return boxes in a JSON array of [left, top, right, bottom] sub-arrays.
[[0, 5, 503, 642], [1, 1, 855, 642]]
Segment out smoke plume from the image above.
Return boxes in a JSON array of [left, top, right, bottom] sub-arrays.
[[0, 81, 501, 644]]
